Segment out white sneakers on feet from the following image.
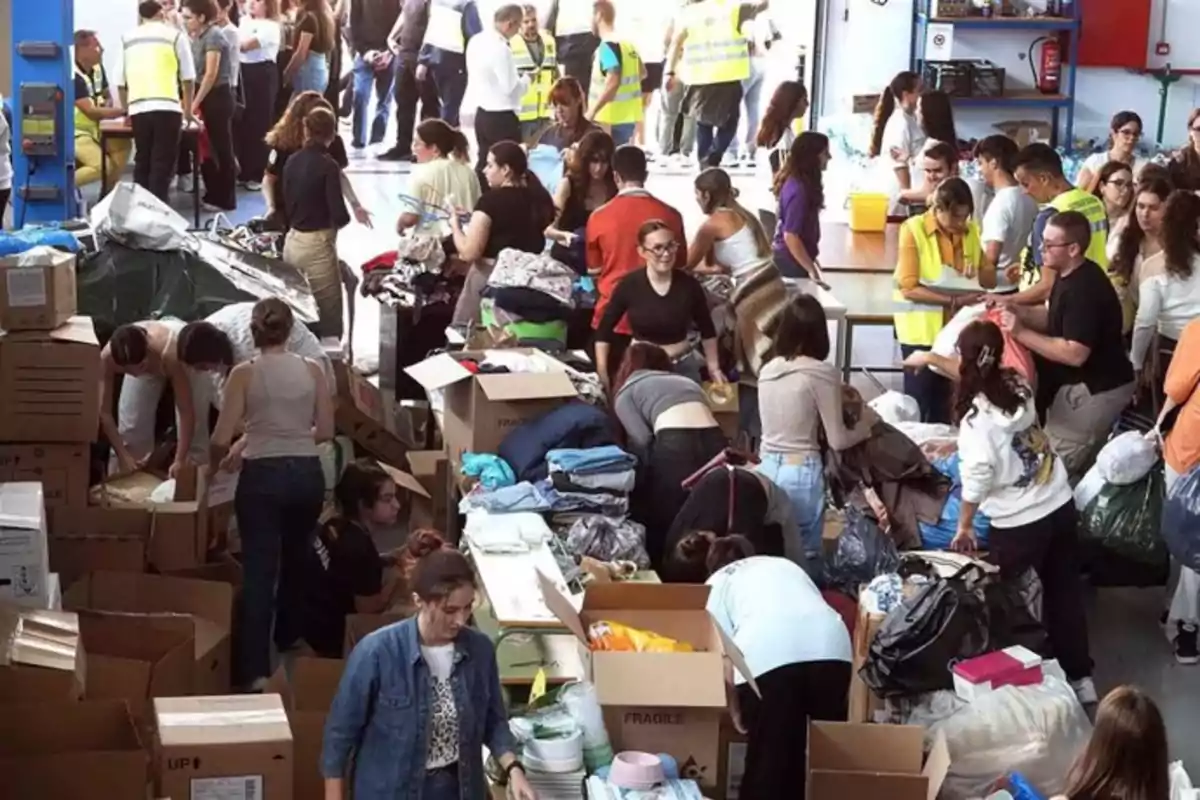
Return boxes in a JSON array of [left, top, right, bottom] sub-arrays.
[[1070, 676, 1098, 705]]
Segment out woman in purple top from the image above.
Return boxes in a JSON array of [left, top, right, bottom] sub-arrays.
[[772, 132, 831, 286]]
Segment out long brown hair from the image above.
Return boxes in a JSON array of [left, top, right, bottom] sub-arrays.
[[1111, 177, 1171, 282], [266, 89, 330, 150], [567, 130, 617, 199], [613, 342, 672, 396], [869, 71, 919, 158], [296, 0, 334, 51], [953, 320, 1027, 424], [1161, 190, 1200, 279], [1063, 685, 1169, 800], [490, 140, 556, 229], [694, 168, 772, 257], [773, 131, 828, 205], [756, 81, 806, 149]]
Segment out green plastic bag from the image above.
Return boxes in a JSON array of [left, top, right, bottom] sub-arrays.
[[1080, 466, 1168, 585]]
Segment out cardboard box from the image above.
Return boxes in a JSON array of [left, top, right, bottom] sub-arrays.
[[154, 694, 294, 800], [539, 577, 755, 792], [848, 603, 886, 724], [406, 450, 451, 531], [343, 611, 411, 657], [0, 443, 91, 509], [0, 247, 77, 331], [47, 572, 61, 610], [332, 354, 413, 467], [704, 382, 739, 441], [48, 505, 150, 586], [0, 603, 85, 701], [0, 481, 50, 608], [78, 609, 195, 724], [806, 722, 948, 800], [994, 119, 1053, 148], [267, 657, 347, 800], [0, 700, 149, 799], [405, 349, 579, 461], [0, 316, 101, 442], [65, 570, 235, 695]]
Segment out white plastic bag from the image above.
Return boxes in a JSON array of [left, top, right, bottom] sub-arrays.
[[1074, 463, 1106, 511], [1095, 430, 1160, 486], [90, 181, 192, 251], [916, 677, 1093, 800], [931, 303, 989, 367], [1171, 761, 1196, 800], [869, 391, 921, 425]]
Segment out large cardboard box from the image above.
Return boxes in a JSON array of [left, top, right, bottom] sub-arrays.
[[0, 700, 149, 799], [78, 609, 195, 724], [332, 355, 414, 467], [0, 247, 77, 331], [847, 604, 886, 724], [0, 603, 85, 701], [47, 505, 150, 586], [806, 722, 949, 800], [0, 443, 90, 509], [0, 316, 101, 442], [539, 578, 755, 792], [0, 481, 50, 608], [65, 570, 236, 695], [405, 350, 579, 461], [267, 657, 347, 800], [154, 694, 294, 800], [406, 450, 451, 531]]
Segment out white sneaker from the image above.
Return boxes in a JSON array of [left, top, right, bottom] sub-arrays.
[[244, 181, 262, 191], [671, 153, 693, 170], [1070, 677, 1098, 705], [176, 174, 194, 193]]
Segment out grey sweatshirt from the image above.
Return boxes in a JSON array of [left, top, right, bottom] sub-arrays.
[[758, 356, 876, 455], [613, 369, 711, 457]]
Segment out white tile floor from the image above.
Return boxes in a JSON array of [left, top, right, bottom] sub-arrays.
[[94, 110, 1200, 774]]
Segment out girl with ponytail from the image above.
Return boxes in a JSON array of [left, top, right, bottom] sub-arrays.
[[951, 318, 1096, 705], [676, 530, 853, 799], [868, 71, 923, 195]]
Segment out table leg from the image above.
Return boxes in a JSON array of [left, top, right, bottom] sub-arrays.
[[192, 138, 201, 229], [99, 133, 108, 199], [842, 320, 856, 384], [835, 317, 849, 382]]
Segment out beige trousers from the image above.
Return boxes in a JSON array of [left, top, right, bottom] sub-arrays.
[[452, 260, 495, 327], [284, 228, 343, 340]]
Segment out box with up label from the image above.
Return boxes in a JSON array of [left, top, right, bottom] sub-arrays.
[[0, 246, 77, 331], [154, 694, 294, 800], [0, 482, 50, 608]]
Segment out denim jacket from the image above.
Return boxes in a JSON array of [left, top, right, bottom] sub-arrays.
[[321, 617, 516, 799]]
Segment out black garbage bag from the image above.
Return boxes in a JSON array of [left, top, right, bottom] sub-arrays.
[[1080, 466, 1169, 587], [823, 504, 900, 593]]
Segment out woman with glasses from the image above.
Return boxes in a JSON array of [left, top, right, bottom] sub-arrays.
[[1075, 110, 1148, 193], [546, 130, 617, 272], [1094, 161, 1135, 257], [1168, 108, 1200, 192], [595, 219, 723, 388]]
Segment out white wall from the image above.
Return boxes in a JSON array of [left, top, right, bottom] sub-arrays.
[[820, 0, 1200, 149]]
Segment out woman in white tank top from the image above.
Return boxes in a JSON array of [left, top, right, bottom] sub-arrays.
[[211, 297, 335, 691], [685, 167, 774, 288]]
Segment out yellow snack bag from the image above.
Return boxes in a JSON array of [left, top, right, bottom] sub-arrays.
[[587, 621, 694, 653]]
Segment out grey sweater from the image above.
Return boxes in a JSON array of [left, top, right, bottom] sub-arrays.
[[613, 369, 712, 456], [758, 356, 876, 455]]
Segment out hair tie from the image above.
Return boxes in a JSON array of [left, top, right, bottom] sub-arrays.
[[976, 345, 996, 369]]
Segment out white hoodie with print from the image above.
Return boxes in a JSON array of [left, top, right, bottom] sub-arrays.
[[957, 391, 1073, 529]]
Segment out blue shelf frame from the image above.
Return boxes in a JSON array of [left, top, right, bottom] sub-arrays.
[[911, 6, 1080, 148]]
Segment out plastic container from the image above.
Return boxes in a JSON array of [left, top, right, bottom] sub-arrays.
[[848, 192, 890, 232]]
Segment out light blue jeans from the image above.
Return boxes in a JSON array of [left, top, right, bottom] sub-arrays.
[[758, 452, 825, 578], [610, 122, 636, 146], [732, 59, 765, 158], [292, 50, 330, 94]]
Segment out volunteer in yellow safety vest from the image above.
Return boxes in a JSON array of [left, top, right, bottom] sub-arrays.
[[116, 0, 197, 202], [72, 30, 131, 195], [893, 177, 987, 424], [1004, 142, 1110, 307], [586, 0, 643, 146], [549, 0, 600, 88], [511, 5, 559, 143], [665, 0, 768, 167]]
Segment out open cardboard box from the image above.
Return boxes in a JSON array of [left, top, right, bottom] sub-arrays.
[[405, 450, 451, 531], [267, 656, 347, 800], [0, 316, 101, 442], [0, 602, 85, 701], [65, 570, 235, 695], [0, 442, 91, 510], [807, 721, 949, 800], [331, 351, 413, 468], [538, 575, 756, 791], [0, 699, 149, 799], [404, 349, 579, 462]]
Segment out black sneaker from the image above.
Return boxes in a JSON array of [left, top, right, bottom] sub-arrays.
[[377, 146, 415, 162], [1175, 623, 1199, 665]]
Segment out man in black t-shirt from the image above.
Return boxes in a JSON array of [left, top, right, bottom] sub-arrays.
[[1000, 210, 1135, 481]]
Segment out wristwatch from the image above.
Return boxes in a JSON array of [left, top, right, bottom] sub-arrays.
[[503, 761, 525, 780]]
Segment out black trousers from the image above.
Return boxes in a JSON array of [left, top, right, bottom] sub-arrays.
[[990, 501, 1093, 681], [393, 58, 439, 153], [235, 62, 279, 183], [131, 110, 183, 203], [637, 426, 729, 569], [900, 343, 953, 424], [432, 61, 468, 128], [0, 189, 10, 227], [200, 84, 238, 210], [737, 661, 851, 800], [473, 108, 521, 187]]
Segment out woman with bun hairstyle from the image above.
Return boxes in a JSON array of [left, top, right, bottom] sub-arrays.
[[755, 80, 808, 175], [322, 545, 538, 800], [448, 140, 557, 325], [687, 167, 773, 287], [211, 297, 335, 691], [1054, 685, 1170, 800], [868, 70, 924, 196], [949, 318, 1096, 705], [298, 460, 434, 657], [680, 532, 851, 800], [397, 119, 481, 238]]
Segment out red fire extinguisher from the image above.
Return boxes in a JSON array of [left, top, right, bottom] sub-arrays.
[[1032, 35, 1062, 95]]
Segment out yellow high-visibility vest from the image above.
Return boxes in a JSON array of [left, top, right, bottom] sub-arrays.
[[122, 22, 182, 105], [680, 0, 750, 86], [1019, 187, 1109, 289], [511, 32, 558, 122], [589, 41, 643, 126], [73, 64, 109, 141], [893, 212, 985, 348]]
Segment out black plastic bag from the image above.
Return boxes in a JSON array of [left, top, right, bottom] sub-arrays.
[[823, 504, 900, 593], [985, 569, 1048, 656], [1081, 467, 1169, 587], [861, 563, 991, 697]]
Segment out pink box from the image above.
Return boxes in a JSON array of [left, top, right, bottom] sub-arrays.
[[952, 646, 1044, 701]]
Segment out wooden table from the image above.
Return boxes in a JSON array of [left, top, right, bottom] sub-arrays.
[[819, 221, 901, 274], [99, 118, 203, 228], [820, 272, 902, 381]]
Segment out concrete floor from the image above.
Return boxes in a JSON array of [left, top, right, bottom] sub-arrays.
[[89, 112, 1200, 775]]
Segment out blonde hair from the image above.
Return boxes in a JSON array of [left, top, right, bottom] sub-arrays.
[[266, 90, 332, 151]]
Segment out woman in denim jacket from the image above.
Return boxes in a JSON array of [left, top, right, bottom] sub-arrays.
[[321, 546, 538, 800]]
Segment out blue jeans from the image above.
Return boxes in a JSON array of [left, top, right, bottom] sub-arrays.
[[697, 113, 739, 167], [610, 122, 636, 146], [351, 53, 395, 146], [234, 455, 325, 686], [733, 61, 764, 157], [293, 50, 329, 94], [432, 61, 467, 127], [758, 452, 825, 578], [422, 767, 460, 799], [773, 246, 812, 280]]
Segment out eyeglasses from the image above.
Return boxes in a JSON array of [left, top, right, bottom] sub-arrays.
[[1116, 127, 1141, 138], [1105, 178, 1132, 189], [1039, 240, 1078, 252], [643, 242, 680, 256]]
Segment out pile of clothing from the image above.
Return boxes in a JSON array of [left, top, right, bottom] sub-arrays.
[[481, 249, 577, 349]]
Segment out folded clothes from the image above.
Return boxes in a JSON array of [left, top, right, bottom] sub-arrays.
[[550, 487, 629, 517], [461, 452, 516, 490], [464, 511, 551, 553], [458, 481, 555, 514], [551, 471, 636, 496], [566, 514, 650, 568], [546, 446, 637, 476], [486, 286, 574, 323]]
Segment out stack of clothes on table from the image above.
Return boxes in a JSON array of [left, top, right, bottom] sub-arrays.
[[481, 249, 577, 350]]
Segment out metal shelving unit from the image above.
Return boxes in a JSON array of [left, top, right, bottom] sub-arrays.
[[911, 6, 1080, 147]]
